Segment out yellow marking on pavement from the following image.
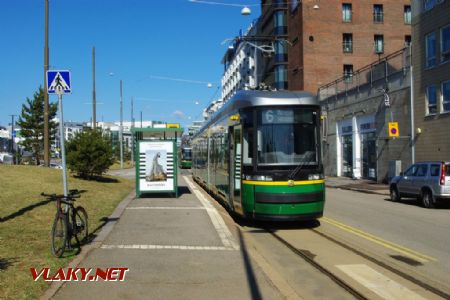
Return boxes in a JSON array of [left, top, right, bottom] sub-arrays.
[[242, 179, 325, 186], [322, 217, 436, 263]]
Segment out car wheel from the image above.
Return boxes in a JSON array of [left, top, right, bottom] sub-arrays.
[[422, 190, 435, 208], [390, 186, 400, 202]]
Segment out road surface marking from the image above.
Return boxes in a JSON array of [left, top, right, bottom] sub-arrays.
[[101, 244, 234, 251], [323, 217, 436, 263], [183, 176, 240, 250], [126, 206, 206, 210], [336, 264, 426, 300]]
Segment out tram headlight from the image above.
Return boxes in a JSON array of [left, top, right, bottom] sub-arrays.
[[308, 174, 322, 180], [245, 175, 273, 181]]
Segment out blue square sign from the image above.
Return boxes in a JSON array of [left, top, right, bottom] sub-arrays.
[[47, 70, 71, 94]]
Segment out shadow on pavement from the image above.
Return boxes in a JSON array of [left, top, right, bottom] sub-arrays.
[[383, 197, 450, 209], [87, 217, 121, 243], [234, 215, 321, 232], [138, 186, 192, 199], [237, 230, 263, 300]]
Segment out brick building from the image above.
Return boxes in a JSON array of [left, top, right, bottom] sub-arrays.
[[258, 0, 289, 90], [288, 0, 412, 93], [411, 0, 450, 162]]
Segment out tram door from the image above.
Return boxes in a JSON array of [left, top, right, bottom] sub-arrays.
[[229, 125, 242, 213]]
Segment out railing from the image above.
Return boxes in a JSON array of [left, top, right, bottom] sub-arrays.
[[318, 47, 411, 102]]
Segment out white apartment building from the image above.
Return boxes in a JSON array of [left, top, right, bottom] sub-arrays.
[[221, 22, 260, 102]]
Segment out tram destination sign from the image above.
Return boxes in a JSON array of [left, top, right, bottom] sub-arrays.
[[263, 109, 294, 124]]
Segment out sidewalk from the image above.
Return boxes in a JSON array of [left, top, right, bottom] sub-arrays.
[[325, 176, 390, 196], [50, 175, 282, 300]]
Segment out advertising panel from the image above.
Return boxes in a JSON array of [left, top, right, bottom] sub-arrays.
[[138, 141, 175, 193]]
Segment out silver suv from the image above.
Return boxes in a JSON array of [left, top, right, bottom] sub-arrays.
[[390, 161, 450, 208]]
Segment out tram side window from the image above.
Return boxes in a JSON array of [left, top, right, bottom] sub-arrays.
[[241, 109, 254, 166], [243, 129, 253, 165]]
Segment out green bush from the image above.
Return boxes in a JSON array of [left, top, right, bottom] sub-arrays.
[[66, 129, 115, 178]]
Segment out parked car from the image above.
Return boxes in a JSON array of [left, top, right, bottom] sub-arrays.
[[390, 161, 450, 208], [0, 152, 13, 165]]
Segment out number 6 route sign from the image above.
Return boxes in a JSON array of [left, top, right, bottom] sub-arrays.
[[47, 70, 71, 94]]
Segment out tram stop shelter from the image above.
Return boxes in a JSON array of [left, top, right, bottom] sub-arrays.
[[131, 126, 183, 198]]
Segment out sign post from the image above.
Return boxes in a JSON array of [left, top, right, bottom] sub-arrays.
[[47, 70, 71, 197]]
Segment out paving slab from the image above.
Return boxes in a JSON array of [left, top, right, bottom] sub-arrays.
[[52, 175, 283, 300]]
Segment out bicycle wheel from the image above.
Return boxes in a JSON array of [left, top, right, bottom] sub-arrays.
[[73, 206, 88, 243], [51, 213, 67, 258]]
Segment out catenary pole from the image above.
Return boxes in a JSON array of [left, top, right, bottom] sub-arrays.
[[131, 97, 134, 165], [120, 80, 124, 169], [92, 46, 96, 129], [44, 0, 50, 167]]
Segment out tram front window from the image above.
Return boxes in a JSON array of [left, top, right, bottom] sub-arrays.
[[257, 108, 318, 165], [182, 149, 192, 160]]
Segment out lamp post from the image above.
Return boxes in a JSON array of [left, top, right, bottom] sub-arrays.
[[9, 115, 16, 163], [43, 0, 50, 167], [131, 97, 134, 165], [119, 80, 124, 169], [92, 47, 97, 129]]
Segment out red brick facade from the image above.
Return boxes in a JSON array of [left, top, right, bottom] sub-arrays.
[[288, 0, 411, 93]]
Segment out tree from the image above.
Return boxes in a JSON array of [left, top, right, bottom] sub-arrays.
[[16, 87, 58, 165], [66, 129, 115, 179]]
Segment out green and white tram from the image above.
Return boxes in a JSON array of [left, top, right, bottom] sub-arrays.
[[191, 90, 325, 221], [179, 147, 193, 169]]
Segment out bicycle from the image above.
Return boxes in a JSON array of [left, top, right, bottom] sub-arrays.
[[41, 189, 88, 258]]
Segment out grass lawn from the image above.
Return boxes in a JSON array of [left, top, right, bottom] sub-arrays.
[[0, 165, 134, 299]]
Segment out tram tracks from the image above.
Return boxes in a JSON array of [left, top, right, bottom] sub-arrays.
[[266, 228, 368, 300], [257, 225, 450, 300]]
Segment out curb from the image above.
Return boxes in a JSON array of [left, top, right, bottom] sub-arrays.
[[327, 185, 390, 196], [41, 190, 136, 300]]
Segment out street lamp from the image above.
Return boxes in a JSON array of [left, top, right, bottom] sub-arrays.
[[241, 6, 251, 15], [188, 0, 253, 16]]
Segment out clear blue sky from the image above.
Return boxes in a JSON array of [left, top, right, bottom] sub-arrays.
[[0, 0, 260, 129]]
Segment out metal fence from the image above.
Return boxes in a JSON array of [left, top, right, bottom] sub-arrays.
[[318, 47, 411, 102]]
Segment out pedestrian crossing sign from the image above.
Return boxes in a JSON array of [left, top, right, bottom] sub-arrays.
[[46, 70, 71, 94]]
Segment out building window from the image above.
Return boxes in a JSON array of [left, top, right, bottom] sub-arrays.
[[425, 32, 436, 68], [426, 85, 437, 115], [404, 5, 411, 24], [441, 24, 450, 63], [342, 3, 352, 22], [374, 35, 384, 54], [424, 0, 443, 11], [343, 64, 353, 83], [275, 65, 288, 90], [405, 35, 412, 47], [373, 5, 383, 23], [343, 33, 353, 53], [275, 41, 287, 62], [274, 11, 287, 35], [443, 81, 450, 112]]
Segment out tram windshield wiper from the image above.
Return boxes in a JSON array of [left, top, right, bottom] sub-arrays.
[[288, 151, 314, 180]]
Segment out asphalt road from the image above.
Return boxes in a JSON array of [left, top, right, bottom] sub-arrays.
[[323, 187, 450, 292]]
